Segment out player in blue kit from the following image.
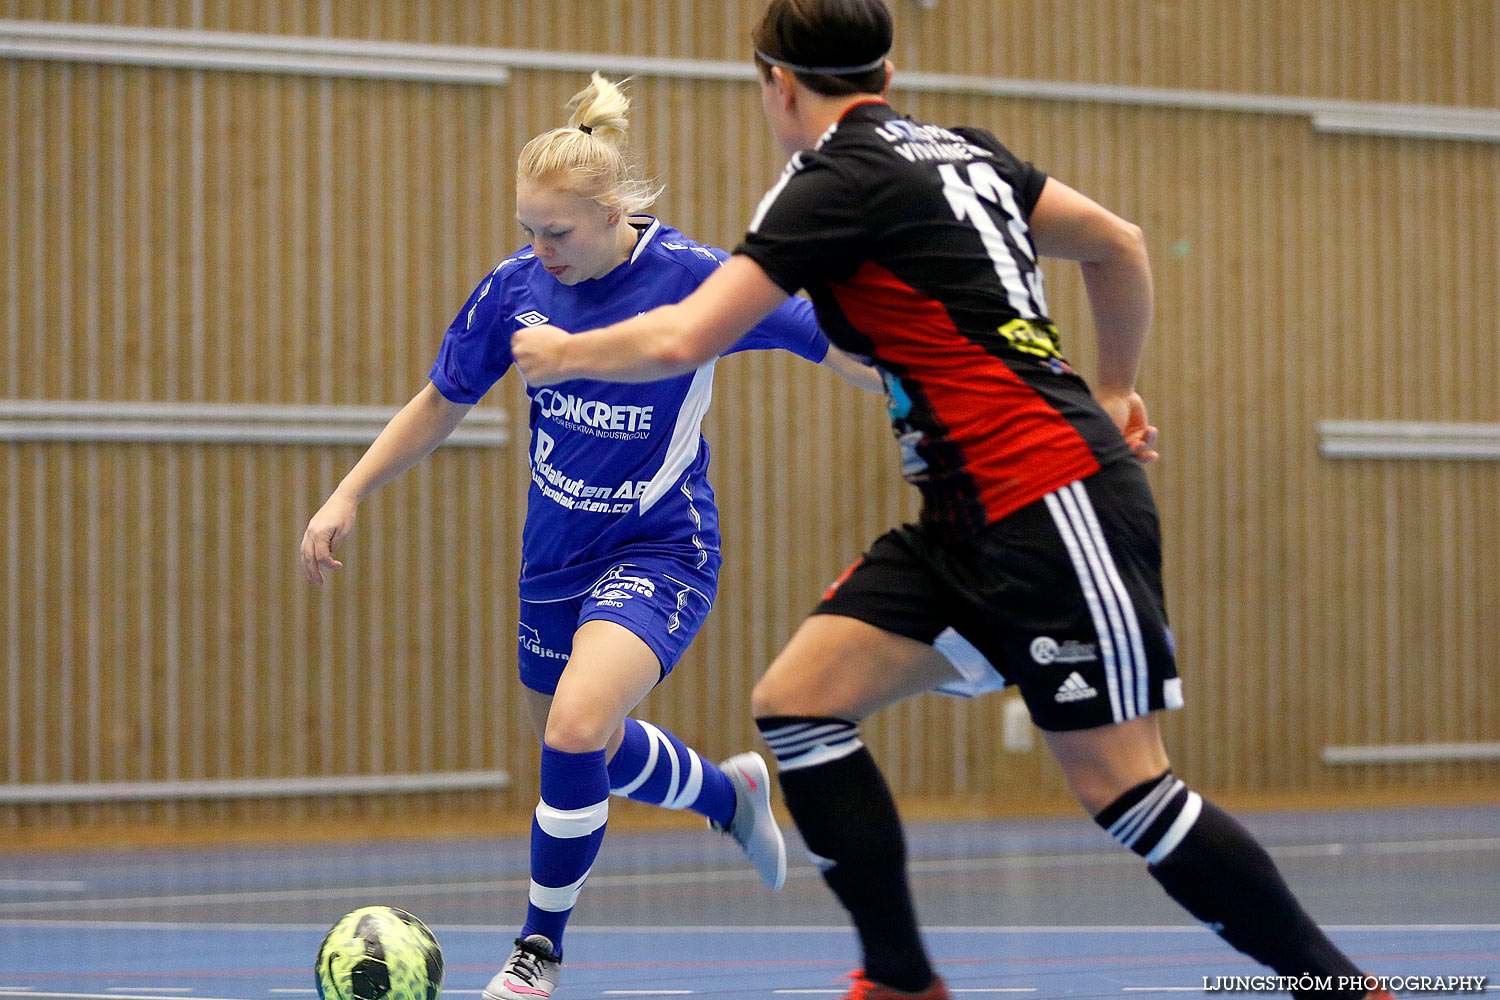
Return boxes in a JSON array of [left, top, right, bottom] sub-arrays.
[[299, 73, 878, 1000]]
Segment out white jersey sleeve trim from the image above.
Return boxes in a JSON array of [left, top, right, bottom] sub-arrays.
[[637, 359, 716, 514]]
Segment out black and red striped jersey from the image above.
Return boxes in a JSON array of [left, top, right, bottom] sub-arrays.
[[735, 99, 1133, 535]]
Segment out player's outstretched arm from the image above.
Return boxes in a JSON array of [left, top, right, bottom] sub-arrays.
[[821, 347, 885, 392], [512, 255, 789, 386], [1030, 177, 1158, 462], [299, 382, 471, 584]]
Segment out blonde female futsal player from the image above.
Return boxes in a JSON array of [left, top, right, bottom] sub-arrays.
[[300, 73, 877, 1000], [509, 4, 1394, 999]]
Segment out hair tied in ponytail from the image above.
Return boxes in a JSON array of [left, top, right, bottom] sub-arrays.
[[517, 72, 663, 215]]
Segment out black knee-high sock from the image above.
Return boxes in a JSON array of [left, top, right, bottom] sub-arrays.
[[1097, 772, 1367, 1000], [758, 716, 935, 992]]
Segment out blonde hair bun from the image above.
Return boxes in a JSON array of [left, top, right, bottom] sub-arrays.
[[567, 73, 631, 148], [518, 73, 662, 215]]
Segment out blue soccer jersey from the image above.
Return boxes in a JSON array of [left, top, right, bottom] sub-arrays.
[[429, 217, 829, 602]]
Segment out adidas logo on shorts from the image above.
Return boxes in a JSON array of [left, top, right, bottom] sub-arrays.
[[1054, 671, 1098, 704]]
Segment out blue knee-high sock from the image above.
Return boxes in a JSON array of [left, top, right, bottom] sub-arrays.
[[521, 745, 610, 956], [606, 718, 736, 827]]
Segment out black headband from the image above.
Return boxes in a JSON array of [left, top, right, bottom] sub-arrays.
[[754, 48, 888, 75]]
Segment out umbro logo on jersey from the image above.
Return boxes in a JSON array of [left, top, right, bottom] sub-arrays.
[[516, 310, 550, 326], [1054, 671, 1098, 704]]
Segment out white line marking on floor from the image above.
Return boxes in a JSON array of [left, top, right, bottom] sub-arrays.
[[0, 868, 764, 915], [0, 880, 87, 892], [2, 919, 1498, 934], [4, 835, 1495, 915], [0, 993, 256, 1000]]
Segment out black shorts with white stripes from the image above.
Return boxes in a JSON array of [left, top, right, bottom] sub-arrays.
[[815, 461, 1183, 731]]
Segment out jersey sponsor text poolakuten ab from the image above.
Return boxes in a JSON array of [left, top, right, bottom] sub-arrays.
[[531, 428, 651, 513]]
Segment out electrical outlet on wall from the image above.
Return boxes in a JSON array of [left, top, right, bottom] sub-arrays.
[[1002, 697, 1033, 752]]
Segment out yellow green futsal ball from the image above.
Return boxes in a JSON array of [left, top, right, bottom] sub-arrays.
[[315, 905, 444, 1000]]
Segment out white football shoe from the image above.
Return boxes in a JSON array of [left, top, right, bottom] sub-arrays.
[[710, 751, 788, 890], [483, 934, 561, 1000]]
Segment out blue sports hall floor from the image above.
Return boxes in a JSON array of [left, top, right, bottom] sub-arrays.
[[2, 803, 1497, 997]]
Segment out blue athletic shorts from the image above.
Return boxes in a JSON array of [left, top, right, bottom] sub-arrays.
[[516, 560, 716, 695]]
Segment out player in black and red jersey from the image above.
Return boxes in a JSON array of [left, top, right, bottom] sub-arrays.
[[511, 2, 1390, 999]]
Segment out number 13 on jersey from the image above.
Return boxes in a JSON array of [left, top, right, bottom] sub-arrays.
[[938, 160, 1049, 319]]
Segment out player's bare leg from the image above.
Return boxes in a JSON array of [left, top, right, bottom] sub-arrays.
[[490, 622, 662, 1000], [498, 621, 787, 1000]]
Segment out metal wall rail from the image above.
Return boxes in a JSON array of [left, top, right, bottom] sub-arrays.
[[1322, 742, 1500, 765], [1315, 423, 1499, 765], [1318, 420, 1500, 461], [0, 399, 510, 447], [3, 19, 1498, 142], [0, 770, 511, 804], [0, 18, 510, 84]]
